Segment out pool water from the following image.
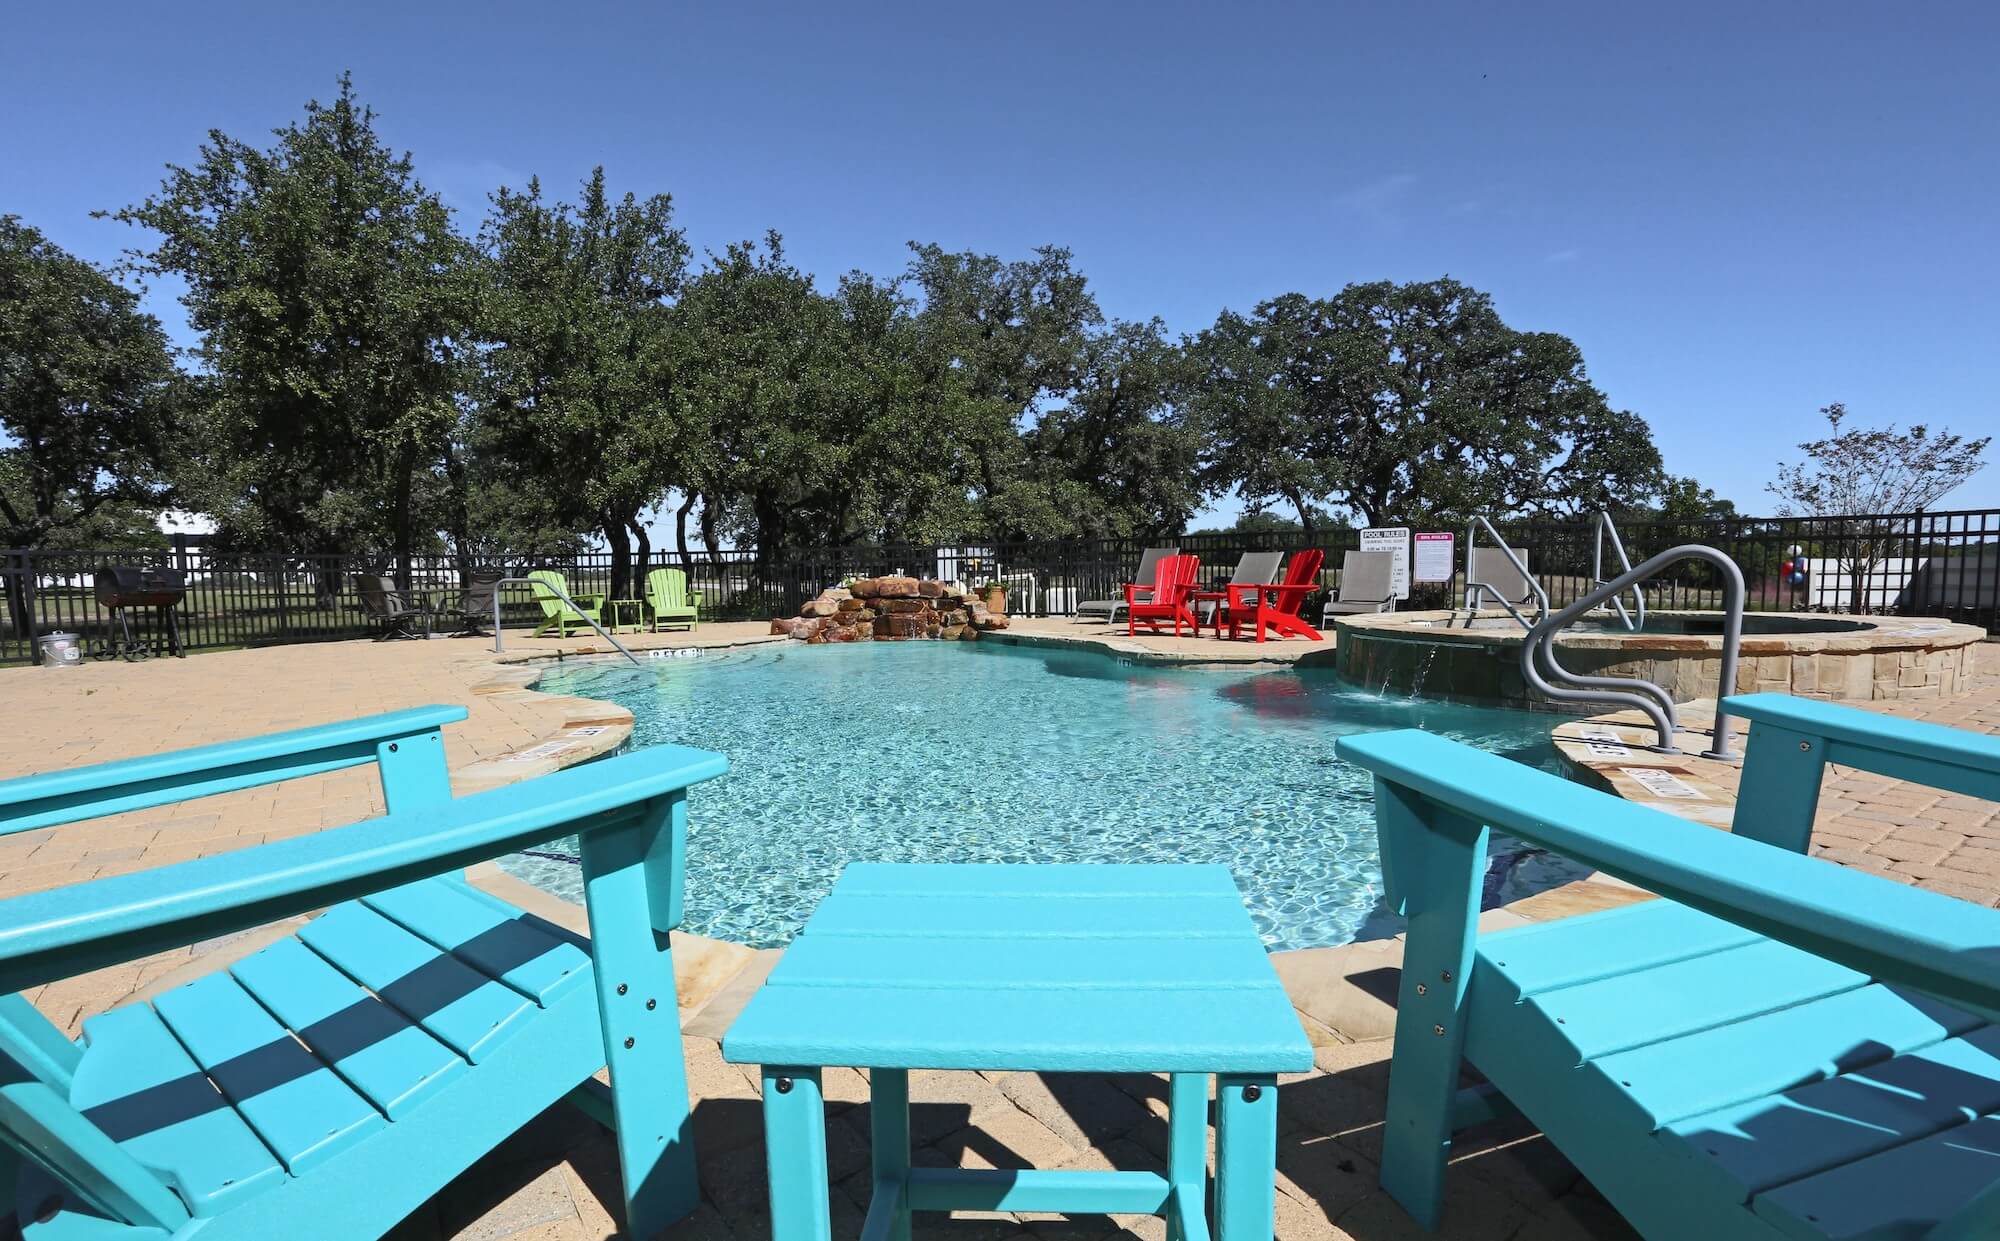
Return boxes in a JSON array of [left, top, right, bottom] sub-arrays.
[[502, 640, 1581, 950]]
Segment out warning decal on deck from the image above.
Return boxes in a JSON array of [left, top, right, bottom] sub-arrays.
[[1619, 767, 1707, 799]]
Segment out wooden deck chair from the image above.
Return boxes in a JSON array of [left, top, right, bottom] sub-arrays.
[[1219, 548, 1325, 643], [1077, 547, 1178, 623], [0, 707, 727, 1240], [1125, 554, 1201, 637], [1338, 692, 2000, 1241], [525, 570, 605, 638], [645, 568, 700, 632]]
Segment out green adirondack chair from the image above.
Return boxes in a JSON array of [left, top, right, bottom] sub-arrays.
[[644, 568, 700, 632], [1337, 693, 2000, 1241], [525, 569, 605, 637], [0, 706, 727, 1240]]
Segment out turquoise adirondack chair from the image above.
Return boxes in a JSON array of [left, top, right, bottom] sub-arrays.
[[1338, 692, 2000, 1241], [644, 568, 700, 632], [526, 569, 606, 637], [0, 707, 727, 1240]]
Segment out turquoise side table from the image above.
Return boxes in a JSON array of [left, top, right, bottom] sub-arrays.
[[723, 862, 1313, 1241]]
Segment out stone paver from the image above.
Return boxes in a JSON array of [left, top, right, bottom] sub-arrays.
[[13, 627, 1997, 1238], [1555, 663, 2000, 904]]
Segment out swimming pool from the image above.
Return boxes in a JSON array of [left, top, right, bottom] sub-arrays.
[[501, 640, 1580, 950]]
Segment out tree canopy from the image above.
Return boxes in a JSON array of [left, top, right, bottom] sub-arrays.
[[1188, 279, 1665, 532], [0, 76, 1771, 577], [0, 215, 181, 549]]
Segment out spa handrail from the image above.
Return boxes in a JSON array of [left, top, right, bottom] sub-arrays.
[[1591, 511, 1646, 632], [1521, 545, 1744, 758], [1463, 515, 1548, 628], [490, 576, 644, 668]]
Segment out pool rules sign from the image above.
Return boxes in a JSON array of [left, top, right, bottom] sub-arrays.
[[1359, 527, 1411, 599]]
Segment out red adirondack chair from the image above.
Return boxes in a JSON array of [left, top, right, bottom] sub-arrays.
[[1219, 548, 1326, 642], [1125, 554, 1202, 636]]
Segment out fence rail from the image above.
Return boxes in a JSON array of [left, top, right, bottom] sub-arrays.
[[3, 508, 1996, 665]]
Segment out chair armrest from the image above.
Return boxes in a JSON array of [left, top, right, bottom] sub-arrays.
[[1724, 693, 2000, 852], [1337, 728, 2000, 1017], [0, 743, 728, 994], [0, 706, 468, 836], [573, 592, 606, 607]]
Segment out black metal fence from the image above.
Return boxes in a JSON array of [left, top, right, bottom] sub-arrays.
[[3, 508, 1996, 665]]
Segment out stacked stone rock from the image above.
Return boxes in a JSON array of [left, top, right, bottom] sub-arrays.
[[769, 576, 1012, 644]]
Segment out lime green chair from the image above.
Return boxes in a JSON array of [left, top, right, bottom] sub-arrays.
[[645, 568, 700, 632], [526, 569, 605, 637]]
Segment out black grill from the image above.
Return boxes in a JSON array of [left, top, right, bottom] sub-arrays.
[[95, 565, 187, 609], [95, 566, 187, 659]]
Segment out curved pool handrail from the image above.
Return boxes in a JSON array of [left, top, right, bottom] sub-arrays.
[[1463, 515, 1549, 629], [491, 576, 644, 668], [1591, 510, 1646, 632], [1521, 545, 1744, 758]]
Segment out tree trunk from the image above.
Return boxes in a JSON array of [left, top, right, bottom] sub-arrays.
[[3, 553, 37, 650], [627, 516, 652, 594], [604, 516, 632, 604], [442, 439, 474, 581], [392, 446, 417, 590], [675, 495, 697, 578]]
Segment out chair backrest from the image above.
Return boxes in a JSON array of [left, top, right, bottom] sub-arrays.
[[647, 568, 689, 610], [1132, 546, 1178, 584], [1229, 550, 1285, 586], [1151, 554, 1201, 604], [459, 573, 502, 613], [525, 569, 572, 618], [1469, 547, 1534, 604], [351, 573, 396, 618], [1273, 549, 1325, 617], [1338, 550, 1397, 603]]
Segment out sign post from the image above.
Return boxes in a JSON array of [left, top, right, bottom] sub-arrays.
[[1359, 527, 1411, 599], [1412, 531, 1456, 584]]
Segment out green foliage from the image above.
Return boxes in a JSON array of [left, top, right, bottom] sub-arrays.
[[1769, 402, 1989, 517], [1188, 279, 1665, 529], [108, 73, 471, 570], [0, 216, 182, 548], [472, 168, 689, 594]]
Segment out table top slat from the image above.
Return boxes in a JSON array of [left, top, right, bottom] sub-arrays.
[[724, 863, 1312, 1073]]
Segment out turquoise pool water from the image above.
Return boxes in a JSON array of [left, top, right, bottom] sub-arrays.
[[501, 640, 1578, 950]]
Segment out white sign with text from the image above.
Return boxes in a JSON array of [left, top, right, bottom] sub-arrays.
[[1412, 531, 1455, 584], [1360, 527, 1411, 599]]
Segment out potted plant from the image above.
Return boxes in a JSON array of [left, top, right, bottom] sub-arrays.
[[978, 579, 1009, 614]]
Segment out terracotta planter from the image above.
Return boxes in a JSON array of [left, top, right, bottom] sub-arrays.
[[982, 586, 1008, 614]]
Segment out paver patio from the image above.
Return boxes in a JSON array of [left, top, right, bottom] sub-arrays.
[[0, 625, 1992, 1239]]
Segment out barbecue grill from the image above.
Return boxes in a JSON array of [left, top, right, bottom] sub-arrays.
[[95, 565, 187, 659]]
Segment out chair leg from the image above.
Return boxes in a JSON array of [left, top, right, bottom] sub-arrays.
[[870, 1069, 913, 1241], [578, 809, 701, 1235], [1167, 1073, 1208, 1241], [762, 1066, 832, 1241], [1215, 1075, 1278, 1241]]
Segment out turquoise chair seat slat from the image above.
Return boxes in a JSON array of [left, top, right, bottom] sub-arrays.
[[151, 973, 386, 1176], [1338, 693, 2000, 1241], [361, 880, 590, 1007], [71, 1005, 288, 1216], [295, 902, 538, 1065], [0, 706, 727, 1240], [228, 937, 467, 1121]]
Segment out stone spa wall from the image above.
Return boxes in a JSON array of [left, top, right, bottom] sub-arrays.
[[1333, 610, 1986, 712], [768, 576, 1012, 643]]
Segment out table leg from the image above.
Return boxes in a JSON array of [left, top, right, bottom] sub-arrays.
[[762, 1066, 831, 1241], [1167, 1073, 1209, 1241], [1214, 1074, 1278, 1241], [869, 1068, 912, 1241]]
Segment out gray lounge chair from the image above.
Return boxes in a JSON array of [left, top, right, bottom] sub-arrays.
[[1322, 550, 1399, 623], [1466, 547, 1536, 612], [443, 572, 504, 636], [1076, 546, 1179, 623], [1193, 550, 1285, 627], [352, 572, 430, 640]]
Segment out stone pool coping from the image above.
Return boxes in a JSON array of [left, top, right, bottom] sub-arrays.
[[1336, 607, 1986, 656]]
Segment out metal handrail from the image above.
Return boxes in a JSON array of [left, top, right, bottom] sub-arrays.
[[1463, 515, 1548, 629], [1591, 511, 1646, 631], [1521, 545, 1744, 758], [491, 577, 643, 668]]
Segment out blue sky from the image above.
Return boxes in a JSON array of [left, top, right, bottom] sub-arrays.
[[5, 1, 1996, 523]]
